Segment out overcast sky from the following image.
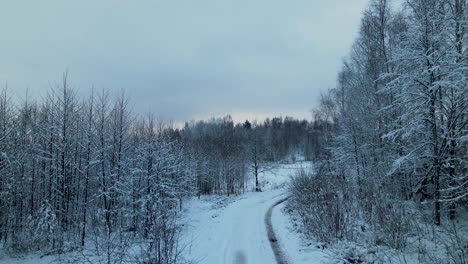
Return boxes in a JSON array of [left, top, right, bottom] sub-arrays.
[[0, 0, 370, 123]]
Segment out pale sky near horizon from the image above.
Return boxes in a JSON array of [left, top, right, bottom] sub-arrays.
[[0, 0, 371, 123]]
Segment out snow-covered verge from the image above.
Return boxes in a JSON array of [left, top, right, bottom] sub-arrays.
[[286, 167, 468, 264], [1, 238, 148, 264], [322, 213, 468, 264], [0, 251, 57, 264], [272, 202, 329, 263]]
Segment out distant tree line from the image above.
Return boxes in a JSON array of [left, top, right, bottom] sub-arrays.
[[181, 115, 315, 195], [288, 0, 466, 262]]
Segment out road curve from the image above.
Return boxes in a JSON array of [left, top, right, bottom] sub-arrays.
[[184, 190, 287, 264], [265, 197, 289, 264]]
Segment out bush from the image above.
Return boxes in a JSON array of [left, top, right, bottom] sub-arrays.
[[288, 166, 355, 243], [287, 164, 412, 250]]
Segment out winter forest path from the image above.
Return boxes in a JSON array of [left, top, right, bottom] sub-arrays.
[[182, 162, 328, 264], [183, 189, 289, 264]]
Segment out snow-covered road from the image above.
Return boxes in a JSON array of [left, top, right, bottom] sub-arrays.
[[182, 162, 329, 264], [183, 189, 286, 264]]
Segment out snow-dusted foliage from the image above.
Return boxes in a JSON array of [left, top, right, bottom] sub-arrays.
[[289, 168, 355, 243], [29, 201, 59, 251]]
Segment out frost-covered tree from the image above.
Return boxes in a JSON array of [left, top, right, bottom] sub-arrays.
[[383, 0, 467, 225]]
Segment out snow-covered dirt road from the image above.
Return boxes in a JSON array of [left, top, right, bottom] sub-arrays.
[[183, 189, 286, 264], [182, 162, 329, 264]]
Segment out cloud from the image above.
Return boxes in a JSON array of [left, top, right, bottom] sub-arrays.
[[0, 0, 369, 122]]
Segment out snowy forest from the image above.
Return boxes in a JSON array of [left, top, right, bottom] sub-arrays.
[[288, 0, 467, 262], [0, 0, 467, 263]]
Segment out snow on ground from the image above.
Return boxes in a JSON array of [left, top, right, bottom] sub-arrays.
[[257, 161, 313, 191], [272, 202, 329, 264], [0, 252, 58, 264], [181, 189, 284, 264], [181, 161, 330, 264]]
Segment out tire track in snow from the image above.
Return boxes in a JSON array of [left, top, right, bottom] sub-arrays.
[[265, 197, 289, 264]]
